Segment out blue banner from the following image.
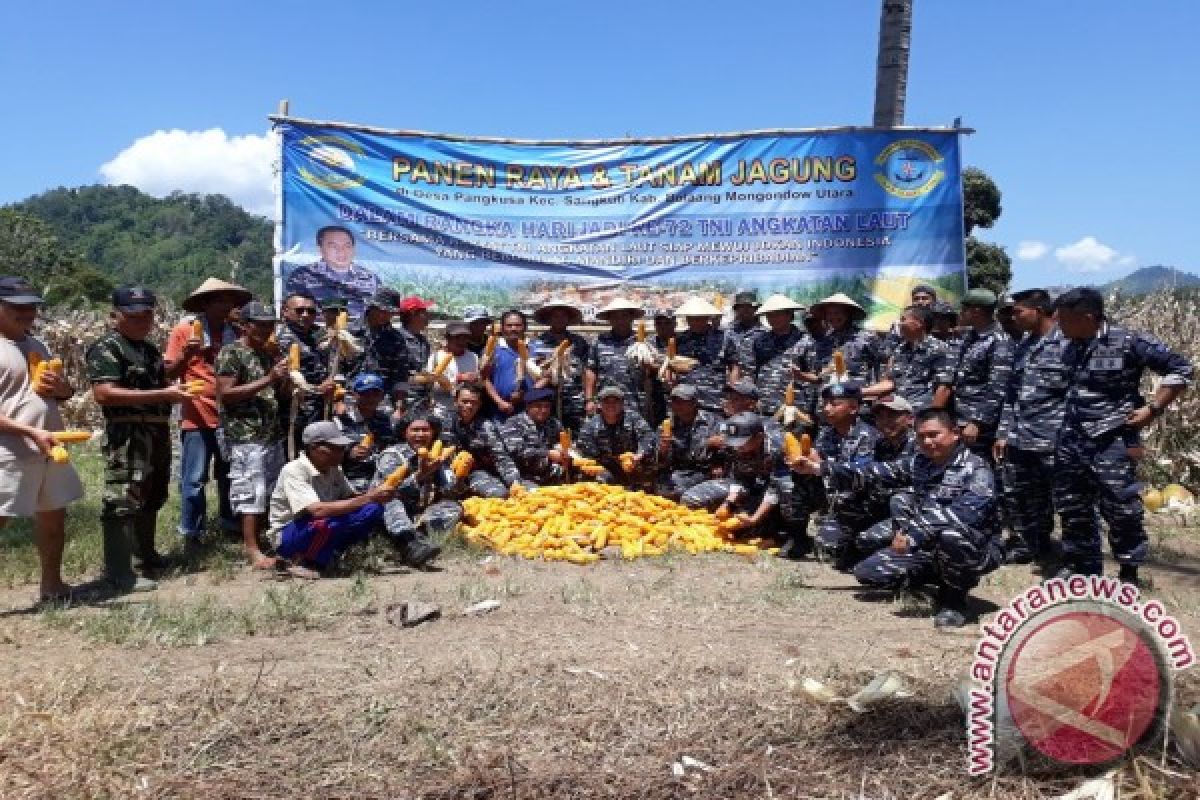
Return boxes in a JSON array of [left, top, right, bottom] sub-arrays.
[[277, 120, 966, 328]]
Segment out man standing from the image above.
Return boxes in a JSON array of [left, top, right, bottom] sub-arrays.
[[397, 294, 434, 390], [0, 277, 85, 604], [215, 301, 291, 569], [87, 287, 191, 592], [808, 293, 885, 384], [283, 226, 380, 318], [933, 289, 1014, 459], [462, 305, 494, 357], [276, 291, 335, 455], [866, 305, 952, 409], [165, 277, 250, 547], [585, 298, 646, 418], [672, 297, 736, 416], [533, 300, 589, 433], [744, 294, 808, 417], [723, 289, 762, 377], [1052, 288, 1191, 583]]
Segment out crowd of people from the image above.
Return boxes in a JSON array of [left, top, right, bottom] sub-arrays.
[[0, 273, 1191, 628]]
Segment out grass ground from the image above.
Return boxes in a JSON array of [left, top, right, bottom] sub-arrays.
[[1, 448, 1198, 798]]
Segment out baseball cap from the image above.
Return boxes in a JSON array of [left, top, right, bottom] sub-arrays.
[[462, 305, 492, 324], [911, 283, 938, 298], [821, 381, 863, 401], [302, 420, 354, 447], [444, 321, 470, 337], [112, 285, 157, 313], [0, 276, 44, 304], [596, 385, 625, 400], [525, 387, 555, 404], [931, 301, 958, 317], [239, 300, 278, 322], [322, 297, 349, 312], [961, 288, 998, 308], [669, 384, 698, 401], [352, 372, 385, 393], [732, 289, 759, 307], [874, 394, 914, 413], [398, 295, 434, 314], [724, 379, 759, 400], [366, 288, 402, 312], [719, 412, 764, 448], [652, 307, 676, 319]]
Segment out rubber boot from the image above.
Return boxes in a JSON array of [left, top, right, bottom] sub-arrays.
[[132, 514, 170, 572], [102, 517, 158, 593]]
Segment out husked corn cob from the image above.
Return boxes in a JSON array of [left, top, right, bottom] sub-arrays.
[[192, 319, 204, 339], [336, 310, 349, 331], [429, 440, 444, 460], [783, 382, 795, 407], [432, 352, 453, 376], [660, 418, 672, 438], [359, 433, 374, 450], [49, 445, 70, 464], [666, 337, 677, 358], [52, 431, 93, 443], [832, 350, 845, 376], [636, 320, 646, 343], [288, 343, 301, 370], [382, 464, 410, 489], [451, 451, 474, 479]]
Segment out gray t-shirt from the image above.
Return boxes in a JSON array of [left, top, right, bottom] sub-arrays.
[[0, 336, 63, 461]]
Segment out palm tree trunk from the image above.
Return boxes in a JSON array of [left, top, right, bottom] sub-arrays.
[[872, 0, 913, 128]]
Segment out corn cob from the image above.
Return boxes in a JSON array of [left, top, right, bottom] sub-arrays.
[[192, 319, 204, 339], [266, 331, 278, 348], [336, 310, 348, 331], [833, 350, 845, 376], [432, 352, 453, 376], [554, 340, 571, 358], [559, 431, 571, 451], [799, 433, 812, 455], [636, 320, 646, 342], [666, 337, 677, 358], [783, 382, 795, 407], [441, 446, 457, 463], [482, 334, 498, 362], [381, 464, 410, 490], [52, 431, 93, 443], [184, 379, 208, 395], [49, 445, 70, 464], [359, 433, 374, 450], [288, 343, 301, 370], [429, 440, 444, 460], [661, 418, 672, 439]]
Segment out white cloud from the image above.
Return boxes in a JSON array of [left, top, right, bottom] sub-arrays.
[[1016, 240, 1048, 261], [1054, 236, 1130, 273], [100, 128, 274, 217]]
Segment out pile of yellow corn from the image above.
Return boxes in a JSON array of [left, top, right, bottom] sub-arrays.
[[460, 483, 778, 564]]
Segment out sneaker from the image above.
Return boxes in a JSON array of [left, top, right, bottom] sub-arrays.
[[934, 608, 968, 629], [134, 551, 172, 571], [106, 575, 158, 594], [404, 541, 442, 569], [1118, 564, 1141, 587]]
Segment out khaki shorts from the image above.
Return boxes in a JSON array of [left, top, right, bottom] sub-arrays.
[[0, 455, 85, 517], [228, 441, 286, 515]]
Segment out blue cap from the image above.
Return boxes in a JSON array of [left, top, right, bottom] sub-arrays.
[[525, 387, 555, 404], [820, 381, 863, 401], [352, 373, 385, 393]]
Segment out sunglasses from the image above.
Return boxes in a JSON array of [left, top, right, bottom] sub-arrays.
[[292, 307, 318, 315]]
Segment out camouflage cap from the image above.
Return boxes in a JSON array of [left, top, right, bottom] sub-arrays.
[[961, 288, 998, 308], [596, 386, 625, 400], [112, 285, 157, 312]]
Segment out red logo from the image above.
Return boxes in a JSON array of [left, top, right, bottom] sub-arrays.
[[1003, 609, 1167, 764]]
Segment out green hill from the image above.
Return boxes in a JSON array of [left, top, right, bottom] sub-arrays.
[[1101, 265, 1200, 295], [5, 185, 273, 305]]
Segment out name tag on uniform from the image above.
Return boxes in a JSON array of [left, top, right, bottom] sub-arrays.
[[942, 472, 965, 487], [1088, 347, 1123, 371]]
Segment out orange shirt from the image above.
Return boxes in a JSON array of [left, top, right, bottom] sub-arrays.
[[164, 318, 236, 430]]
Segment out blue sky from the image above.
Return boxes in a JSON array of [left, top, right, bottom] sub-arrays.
[[1, 0, 1196, 289]]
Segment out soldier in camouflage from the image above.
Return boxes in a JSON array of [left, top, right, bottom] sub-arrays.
[[866, 305, 953, 409], [397, 295, 434, 398], [576, 386, 656, 486], [881, 283, 938, 358], [87, 286, 191, 593], [334, 372, 399, 493], [672, 297, 736, 415], [499, 387, 569, 487], [462, 305, 494, 357], [533, 301, 590, 433], [812, 383, 883, 569], [807, 293, 885, 385], [652, 385, 719, 500], [433, 383, 513, 499], [282, 226, 380, 320], [585, 298, 648, 419], [792, 407, 1002, 628], [276, 291, 335, 455], [1052, 288, 1192, 584], [350, 289, 412, 407], [744, 294, 808, 417], [723, 289, 763, 377], [370, 413, 454, 567], [994, 289, 1067, 566], [930, 302, 961, 346], [214, 301, 290, 570], [648, 308, 677, 426], [932, 289, 1015, 460]]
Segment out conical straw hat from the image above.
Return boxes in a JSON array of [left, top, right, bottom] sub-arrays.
[[595, 297, 646, 319], [810, 292, 867, 321], [755, 293, 805, 316], [674, 296, 722, 317], [182, 277, 253, 311]]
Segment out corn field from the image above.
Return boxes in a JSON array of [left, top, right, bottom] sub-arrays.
[[32, 289, 1200, 490]]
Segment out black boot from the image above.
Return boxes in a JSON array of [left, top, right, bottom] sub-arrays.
[[132, 514, 170, 572], [1118, 564, 1141, 587], [933, 586, 969, 629], [102, 518, 158, 593]]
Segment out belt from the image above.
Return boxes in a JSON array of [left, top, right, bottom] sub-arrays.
[[106, 415, 171, 425]]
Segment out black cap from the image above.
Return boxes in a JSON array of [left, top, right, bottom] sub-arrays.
[[112, 285, 157, 312], [525, 387, 555, 404], [444, 321, 470, 337], [367, 288, 402, 311], [820, 381, 863, 401], [931, 301, 958, 318], [724, 379, 759, 400], [322, 297, 349, 312], [240, 300, 278, 322], [0, 276, 44, 305], [732, 289, 759, 308], [719, 412, 764, 448]]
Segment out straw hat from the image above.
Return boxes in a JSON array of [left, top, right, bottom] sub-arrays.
[[674, 296, 722, 318], [810, 292, 867, 322], [595, 297, 645, 319], [182, 277, 252, 312], [755, 294, 805, 316], [533, 299, 584, 326]]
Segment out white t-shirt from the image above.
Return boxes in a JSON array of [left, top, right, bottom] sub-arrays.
[[426, 349, 480, 406], [0, 336, 62, 462], [268, 454, 356, 542]]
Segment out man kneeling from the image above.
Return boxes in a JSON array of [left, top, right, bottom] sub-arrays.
[[791, 407, 1001, 628], [267, 421, 396, 577]]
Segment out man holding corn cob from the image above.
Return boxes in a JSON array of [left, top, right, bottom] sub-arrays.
[[723, 289, 764, 378], [277, 291, 336, 454], [370, 413, 456, 567], [576, 386, 656, 486], [499, 386, 572, 487], [672, 297, 738, 415], [743, 294, 809, 419], [0, 276, 85, 604], [533, 301, 590, 433], [396, 295, 434, 405], [166, 278, 250, 546], [865, 305, 952, 410], [87, 286, 194, 592], [585, 298, 648, 419], [334, 372, 397, 493], [215, 301, 291, 570], [653, 384, 719, 500], [423, 321, 480, 411], [807, 294, 885, 386], [433, 383, 513, 498]]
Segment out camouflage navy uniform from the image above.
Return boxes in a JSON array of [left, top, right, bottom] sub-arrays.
[[1054, 324, 1192, 574], [334, 406, 399, 493], [653, 410, 719, 499], [500, 411, 566, 487], [276, 320, 330, 450], [350, 322, 414, 403], [588, 332, 646, 415], [887, 335, 952, 410], [813, 327, 885, 384], [821, 445, 1002, 595], [536, 330, 590, 433], [681, 430, 799, 539], [780, 336, 821, 420], [86, 330, 173, 578], [940, 323, 1014, 456], [724, 319, 762, 376], [996, 326, 1067, 559], [813, 421, 882, 566], [674, 329, 735, 414], [371, 443, 462, 547], [283, 261, 380, 320], [576, 409, 656, 486], [433, 408, 513, 499], [751, 326, 808, 416]]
